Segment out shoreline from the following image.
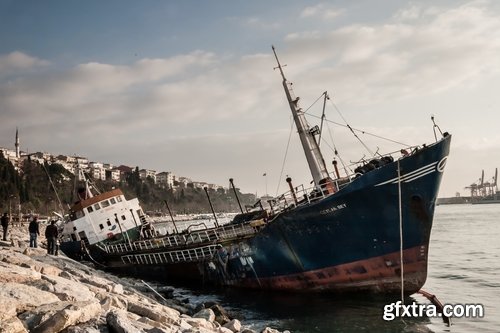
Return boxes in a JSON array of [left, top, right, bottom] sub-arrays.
[[0, 225, 285, 333]]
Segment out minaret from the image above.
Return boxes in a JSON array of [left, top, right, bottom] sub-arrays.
[[15, 127, 20, 158]]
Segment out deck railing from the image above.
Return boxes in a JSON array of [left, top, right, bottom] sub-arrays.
[[121, 244, 219, 265], [102, 221, 258, 254]]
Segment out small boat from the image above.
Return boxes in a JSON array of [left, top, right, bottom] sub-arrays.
[[60, 47, 451, 295]]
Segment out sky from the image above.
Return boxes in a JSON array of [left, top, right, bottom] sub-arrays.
[[1, 0, 500, 197]]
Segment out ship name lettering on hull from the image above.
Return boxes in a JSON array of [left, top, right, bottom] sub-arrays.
[[320, 203, 347, 215]]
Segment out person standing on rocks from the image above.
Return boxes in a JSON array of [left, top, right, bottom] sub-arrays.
[[45, 220, 58, 255], [28, 216, 40, 248], [1, 212, 9, 241]]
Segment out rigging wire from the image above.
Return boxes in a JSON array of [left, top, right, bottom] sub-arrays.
[[325, 118, 352, 175], [303, 93, 326, 114], [276, 116, 295, 197], [304, 111, 410, 147], [328, 99, 374, 156]]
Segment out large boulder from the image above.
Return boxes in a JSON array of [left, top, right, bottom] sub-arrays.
[[127, 299, 180, 325], [218, 327, 234, 333], [193, 308, 216, 322], [106, 309, 142, 333], [223, 319, 242, 332], [261, 328, 281, 333], [0, 316, 28, 333], [41, 274, 95, 302], [0, 282, 59, 321], [211, 304, 232, 325], [29, 300, 101, 333], [0, 261, 42, 284], [182, 317, 217, 331]]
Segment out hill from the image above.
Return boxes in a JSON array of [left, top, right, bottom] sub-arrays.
[[0, 154, 256, 216]]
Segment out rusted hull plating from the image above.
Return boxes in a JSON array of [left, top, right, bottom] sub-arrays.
[[224, 245, 428, 294]]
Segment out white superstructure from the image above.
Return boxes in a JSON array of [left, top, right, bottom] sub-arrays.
[[60, 189, 147, 246]]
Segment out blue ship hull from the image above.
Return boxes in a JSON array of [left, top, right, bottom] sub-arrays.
[[60, 134, 451, 295], [208, 134, 451, 293]]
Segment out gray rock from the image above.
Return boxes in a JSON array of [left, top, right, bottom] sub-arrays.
[[59, 270, 75, 280], [211, 304, 232, 325], [145, 328, 176, 333], [218, 327, 234, 333], [0, 261, 42, 284], [111, 283, 124, 295], [106, 309, 141, 333], [41, 274, 95, 302], [64, 327, 102, 333], [261, 328, 281, 333], [183, 317, 216, 331], [127, 299, 179, 324], [31, 300, 101, 333], [223, 319, 242, 332], [193, 308, 216, 323], [0, 282, 59, 321], [0, 316, 28, 333]]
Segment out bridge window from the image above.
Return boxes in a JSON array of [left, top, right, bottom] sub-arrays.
[[116, 196, 122, 202], [94, 203, 101, 210], [101, 200, 110, 208], [87, 206, 94, 213], [110, 198, 116, 205]]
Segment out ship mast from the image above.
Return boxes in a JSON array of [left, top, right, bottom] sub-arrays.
[[272, 46, 333, 192]]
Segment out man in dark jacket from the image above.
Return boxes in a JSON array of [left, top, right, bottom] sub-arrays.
[[1, 212, 9, 241], [28, 216, 40, 248], [45, 220, 58, 255]]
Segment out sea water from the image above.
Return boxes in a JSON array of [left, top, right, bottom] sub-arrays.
[[164, 204, 500, 332]]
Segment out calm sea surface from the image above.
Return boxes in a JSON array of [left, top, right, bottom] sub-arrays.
[[162, 204, 500, 332]]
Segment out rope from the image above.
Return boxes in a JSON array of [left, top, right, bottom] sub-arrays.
[[276, 117, 295, 196], [397, 159, 405, 302]]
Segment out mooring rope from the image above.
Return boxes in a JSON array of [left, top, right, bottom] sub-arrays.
[[397, 159, 405, 302]]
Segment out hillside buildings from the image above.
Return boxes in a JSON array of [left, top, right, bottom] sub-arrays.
[[1, 129, 227, 193]]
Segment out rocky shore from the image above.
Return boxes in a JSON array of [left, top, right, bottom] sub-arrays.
[[0, 225, 286, 333]]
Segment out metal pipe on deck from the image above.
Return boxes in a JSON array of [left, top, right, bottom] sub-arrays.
[[204, 187, 219, 228], [129, 209, 138, 227], [229, 178, 244, 214], [115, 213, 131, 246], [286, 177, 298, 205], [163, 199, 179, 234], [332, 159, 340, 179]]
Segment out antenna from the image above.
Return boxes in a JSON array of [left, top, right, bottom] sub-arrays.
[[481, 170, 484, 187], [495, 168, 498, 187], [272, 45, 287, 81]]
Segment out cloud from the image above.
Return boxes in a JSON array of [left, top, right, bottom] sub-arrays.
[[300, 4, 343, 20], [0, 51, 49, 75], [284, 2, 500, 106], [237, 17, 281, 30], [2, 1, 500, 196]]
